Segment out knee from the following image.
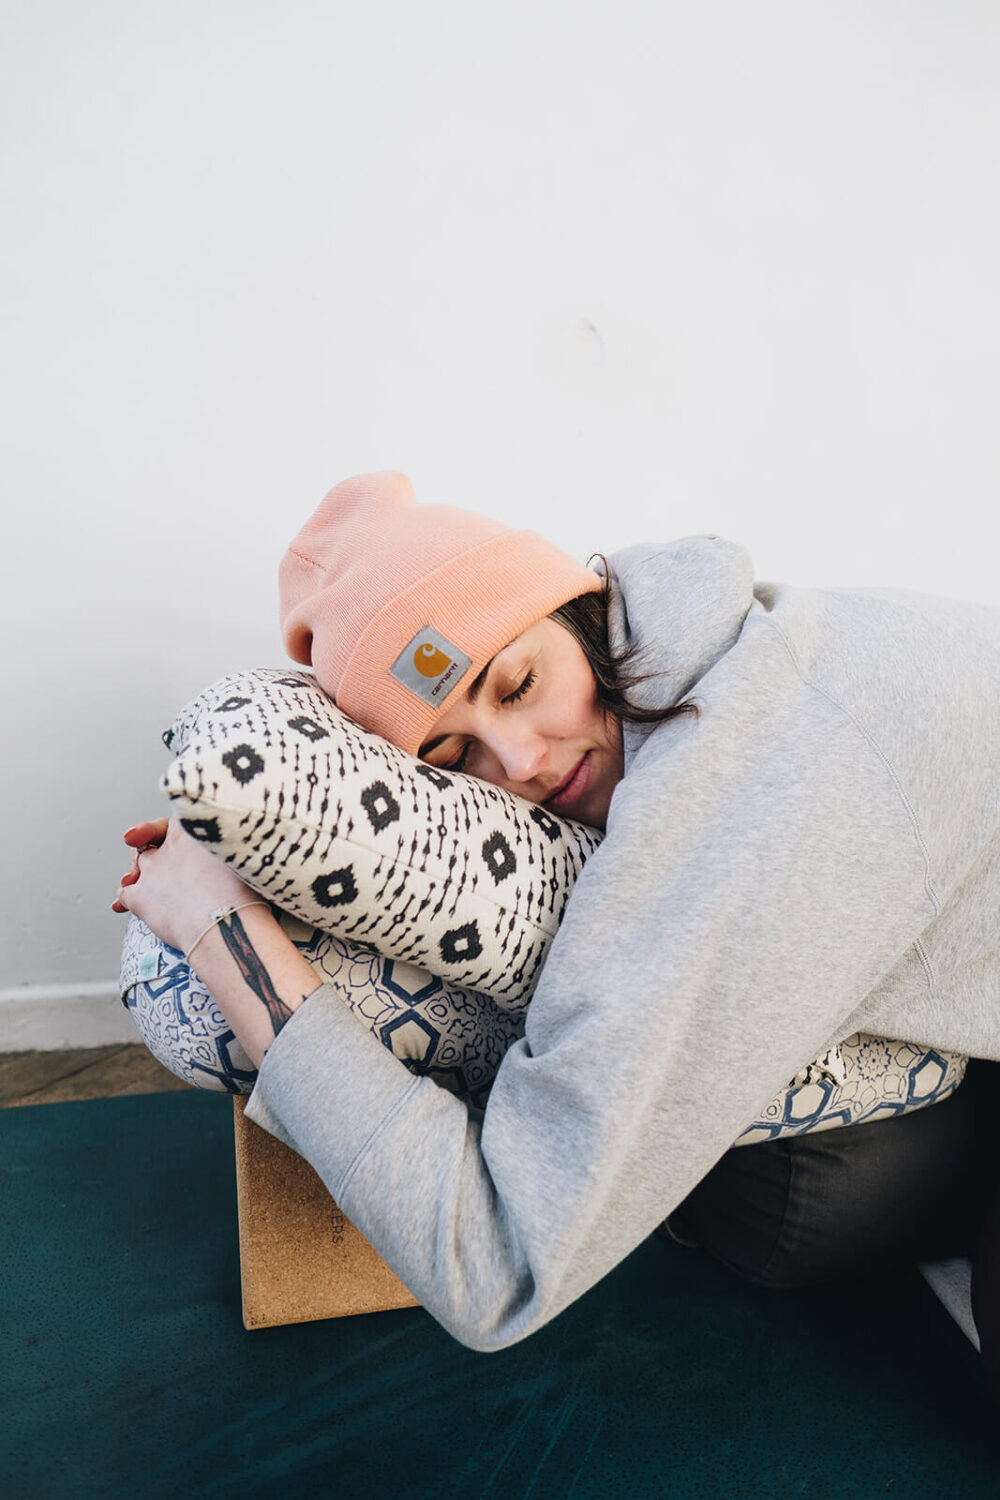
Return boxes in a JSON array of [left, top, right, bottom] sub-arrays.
[[669, 1066, 1000, 1290]]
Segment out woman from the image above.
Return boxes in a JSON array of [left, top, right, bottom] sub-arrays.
[[114, 472, 1000, 1374]]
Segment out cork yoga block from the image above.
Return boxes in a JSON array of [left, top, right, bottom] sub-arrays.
[[233, 1098, 420, 1330]]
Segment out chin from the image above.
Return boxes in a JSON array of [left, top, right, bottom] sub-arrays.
[[576, 798, 609, 832]]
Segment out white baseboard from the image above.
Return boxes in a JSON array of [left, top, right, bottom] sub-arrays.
[[0, 982, 137, 1051]]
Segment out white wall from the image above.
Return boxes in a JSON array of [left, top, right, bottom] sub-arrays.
[[2, 0, 998, 1043]]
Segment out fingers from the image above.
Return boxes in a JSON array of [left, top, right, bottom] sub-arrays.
[[112, 860, 141, 911], [123, 819, 169, 850], [111, 873, 134, 913], [113, 820, 168, 913], [118, 846, 147, 889]]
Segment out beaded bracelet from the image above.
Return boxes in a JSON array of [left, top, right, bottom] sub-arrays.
[[184, 901, 270, 964]]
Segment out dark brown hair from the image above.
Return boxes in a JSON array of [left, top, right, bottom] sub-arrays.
[[548, 555, 700, 730]]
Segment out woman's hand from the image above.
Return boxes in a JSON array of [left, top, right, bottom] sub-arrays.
[[111, 819, 169, 910], [111, 818, 256, 955], [112, 818, 320, 1068]]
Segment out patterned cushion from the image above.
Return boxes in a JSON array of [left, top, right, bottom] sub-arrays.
[[160, 669, 602, 1011], [136, 665, 969, 1140], [739, 1035, 966, 1145], [120, 911, 521, 1109]]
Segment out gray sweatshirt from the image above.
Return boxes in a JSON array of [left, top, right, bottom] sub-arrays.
[[247, 538, 1000, 1350]]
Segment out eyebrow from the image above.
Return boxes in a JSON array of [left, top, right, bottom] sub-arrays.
[[419, 657, 494, 756]]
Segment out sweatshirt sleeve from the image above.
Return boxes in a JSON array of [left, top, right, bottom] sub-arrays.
[[246, 673, 936, 1351]]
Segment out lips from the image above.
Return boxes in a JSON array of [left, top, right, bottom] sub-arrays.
[[545, 752, 592, 815]]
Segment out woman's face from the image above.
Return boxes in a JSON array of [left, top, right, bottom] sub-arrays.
[[419, 618, 624, 830]]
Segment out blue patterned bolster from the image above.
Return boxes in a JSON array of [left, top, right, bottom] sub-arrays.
[[736, 1035, 966, 1146], [121, 912, 967, 1142], [120, 912, 522, 1112]]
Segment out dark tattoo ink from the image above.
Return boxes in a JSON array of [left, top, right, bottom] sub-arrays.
[[218, 912, 294, 1040]]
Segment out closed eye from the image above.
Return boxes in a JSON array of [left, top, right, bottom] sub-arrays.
[[437, 670, 536, 772], [502, 669, 535, 704]]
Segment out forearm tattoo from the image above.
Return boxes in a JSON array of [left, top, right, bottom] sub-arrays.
[[217, 911, 295, 1040]]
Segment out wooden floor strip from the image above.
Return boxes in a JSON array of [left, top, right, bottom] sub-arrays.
[[0, 1045, 193, 1108]]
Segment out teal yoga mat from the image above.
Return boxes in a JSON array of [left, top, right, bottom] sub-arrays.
[[1, 1090, 997, 1499]]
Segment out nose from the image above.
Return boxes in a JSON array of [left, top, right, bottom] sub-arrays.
[[484, 725, 549, 789]]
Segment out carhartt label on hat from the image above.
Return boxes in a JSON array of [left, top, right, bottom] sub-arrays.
[[389, 627, 472, 707]]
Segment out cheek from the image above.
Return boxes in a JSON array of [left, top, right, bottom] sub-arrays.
[[571, 669, 605, 740], [546, 628, 605, 740], [585, 684, 619, 757]]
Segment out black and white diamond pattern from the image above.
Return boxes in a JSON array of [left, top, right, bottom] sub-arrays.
[[311, 868, 359, 908], [161, 667, 604, 1007], [481, 831, 516, 884], [360, 780, 401, 833]]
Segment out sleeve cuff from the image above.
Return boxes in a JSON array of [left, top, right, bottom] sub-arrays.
[[243, 983, 422, 1196]]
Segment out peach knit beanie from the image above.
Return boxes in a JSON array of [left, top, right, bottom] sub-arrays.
[[279, 472, 602, 754]]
